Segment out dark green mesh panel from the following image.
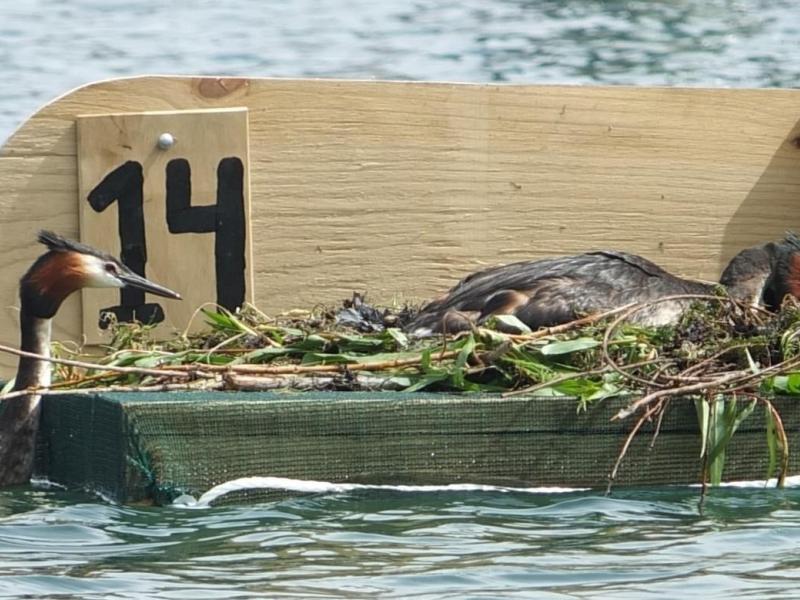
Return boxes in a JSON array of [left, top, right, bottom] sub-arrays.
[[34, 392, 800, 505]]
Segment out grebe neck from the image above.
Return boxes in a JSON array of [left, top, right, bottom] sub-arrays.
[[13, 309, 52, 391], [0, 307, 52, 486]]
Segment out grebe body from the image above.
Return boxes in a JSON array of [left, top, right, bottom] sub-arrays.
[[406, 238, 799, 336]]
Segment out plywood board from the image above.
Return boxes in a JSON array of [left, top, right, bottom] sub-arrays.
[[1, 77, 800, 375], [76, 108, 253, 343]]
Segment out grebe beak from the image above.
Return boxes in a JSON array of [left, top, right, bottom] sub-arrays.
[[118, 270, 182, 300]]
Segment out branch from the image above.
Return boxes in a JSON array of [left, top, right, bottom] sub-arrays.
[[224, 372, 408, 392], [0, 342, 195, 384], [169, 349, 462, 375], [0, 378, 224, 401], [613, 369, 750, 421]]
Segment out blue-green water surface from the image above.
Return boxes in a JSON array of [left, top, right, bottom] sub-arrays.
[[2, 0, 800, 142], [3, 1, 800, 597], [1, 485, 800, 598]]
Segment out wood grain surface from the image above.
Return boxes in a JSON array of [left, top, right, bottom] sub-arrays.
[[1, 76, 799, 374], [77, 108, 253, 343]]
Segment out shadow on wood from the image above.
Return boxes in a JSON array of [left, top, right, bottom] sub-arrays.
[[719, 118, 800, 272]]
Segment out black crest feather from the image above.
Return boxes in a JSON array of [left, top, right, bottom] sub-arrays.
[[783, 231, 800, 251], [37, 230, 114, 261]]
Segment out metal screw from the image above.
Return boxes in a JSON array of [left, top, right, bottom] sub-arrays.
[[157, 132, 175, 150]]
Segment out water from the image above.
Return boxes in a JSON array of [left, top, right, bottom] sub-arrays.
[[1, 0, 800, 143], [3, 0, 800, 596], [2, 484, 800, 598]]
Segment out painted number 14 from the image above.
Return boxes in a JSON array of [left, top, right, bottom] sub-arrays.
[[87, 157, 246, 328]]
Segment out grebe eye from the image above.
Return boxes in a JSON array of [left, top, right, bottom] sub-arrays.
[[104, 262, 120, 276]]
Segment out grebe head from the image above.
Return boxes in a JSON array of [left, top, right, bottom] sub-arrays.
[[719, 241, 780, 306], [761, 232, 800, 311], [20, 230, 181, 319]]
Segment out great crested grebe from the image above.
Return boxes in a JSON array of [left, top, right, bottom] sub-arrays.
[[0, 231, 181, 487], [405, 236, 800, 336]]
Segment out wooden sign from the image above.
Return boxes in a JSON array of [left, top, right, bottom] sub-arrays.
[[77, 107, 253, 342]]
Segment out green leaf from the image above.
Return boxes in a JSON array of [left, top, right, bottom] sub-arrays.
[[237, 346, 293, 364], [301, 353, 354, 365], [0, 378, 15, 395], [378, 375, 413, 388], [744, 348, 759, 375], [706, 396, 757, 486], [765, 404, 778, 483], [131, 355, 170, 369], [539, 338, 601, 356], [695, 398, 710, 459], [264, 325, 305, 338], [104, 351, 149, 367], [202, 308, 239, 331], [452, 334, 476, 389], [490, 314, 532, 333], [732, 398, 757, 431], [196, 354, 236, 366], [384, 328, 409, 349], [769, 373, 800, 394], [420, 349, 432, 371], [334, 334, 385, 352], [550, 378, 598, 397], [504, 357, 554, 380], [350, 351, 424, 365], [478, 328, 512, 345], [708, 411, 725, 485], [301, 350, 425, 366], [404, 371, 449, 392], [293, 335, 328, 352], [523, 386, 569, 398], [586, 381, 623, 402]]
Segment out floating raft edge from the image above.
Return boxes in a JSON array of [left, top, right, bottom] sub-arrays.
[[34, 392, 800, 504]]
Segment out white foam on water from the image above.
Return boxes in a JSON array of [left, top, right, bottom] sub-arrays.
[[171, 474, 800, 508], [172, 476, 590, 508], [694, 474, 800, 489], [31, 477, 121, 505], [30, 477, 67, 490]]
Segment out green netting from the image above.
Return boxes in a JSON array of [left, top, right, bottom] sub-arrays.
[[34, 392, 800, 505]]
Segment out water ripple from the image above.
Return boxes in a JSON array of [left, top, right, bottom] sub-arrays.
[[2, 0, 800, 142], [2, 486, 800, 597], [2, 1, 800, 595]]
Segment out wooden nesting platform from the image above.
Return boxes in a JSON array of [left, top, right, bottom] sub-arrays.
[[3, 77, 800, 501], [34, 392, 800, 504]]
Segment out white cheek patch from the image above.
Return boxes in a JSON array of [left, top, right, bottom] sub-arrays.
[[83, 258, 124, 289]]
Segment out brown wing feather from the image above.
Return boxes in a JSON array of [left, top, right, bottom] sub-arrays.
[[407, 251, 711, 335]]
